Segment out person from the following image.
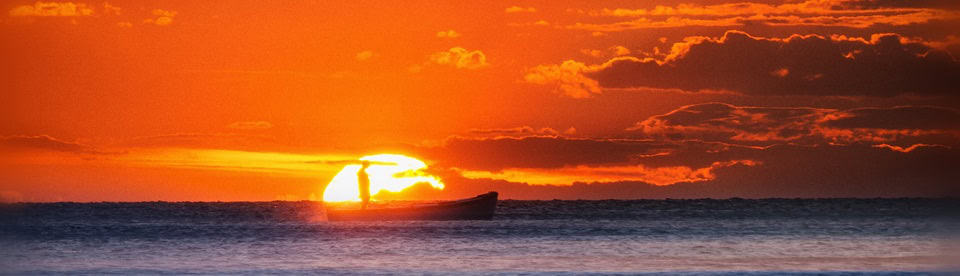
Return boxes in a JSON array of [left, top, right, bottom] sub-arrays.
[[357, 160, 371, 209]]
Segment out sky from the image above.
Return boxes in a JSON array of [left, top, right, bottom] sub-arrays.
[[2, 0, 959, 201]]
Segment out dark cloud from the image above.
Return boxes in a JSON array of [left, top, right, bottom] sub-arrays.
[[0, 135, 98, 153], [420, 102, 960, 174], [465, 126, 561, 138], [413, 111, 958, 198], [632, 103, 960, 147], [565, 0, 960, 34], [420, 144, 958, 199], [631, 103, 830, 145], [823, 105, 960, 129], [838, 0, 960, 10], [587, 31, 959, 97], [639, 143, 957, 198], [419, 134, 769, 172], [419, 136, 682, 171]]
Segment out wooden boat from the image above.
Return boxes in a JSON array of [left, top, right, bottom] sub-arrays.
[[325, 192, 498, 221]]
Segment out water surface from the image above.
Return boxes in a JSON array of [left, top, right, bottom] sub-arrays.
[[1, 199, 954, 274]]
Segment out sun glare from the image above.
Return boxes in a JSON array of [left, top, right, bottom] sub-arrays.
[[322, 154, 444, 202]]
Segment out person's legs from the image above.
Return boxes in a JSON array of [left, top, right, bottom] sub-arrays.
[[361, 195, 370, 209]]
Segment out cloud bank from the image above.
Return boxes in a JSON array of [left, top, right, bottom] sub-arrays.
[[527, 30, 959, 97]]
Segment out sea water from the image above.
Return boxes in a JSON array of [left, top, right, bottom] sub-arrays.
[[1, 199, 956, 275]]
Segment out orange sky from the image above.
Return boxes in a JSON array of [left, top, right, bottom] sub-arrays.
[[2, 0, 959, 201]]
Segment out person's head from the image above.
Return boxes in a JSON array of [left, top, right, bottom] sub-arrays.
[[360, 160, 371, 169]]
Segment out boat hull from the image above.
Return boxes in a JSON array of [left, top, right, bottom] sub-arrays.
[[325, 192, 498, 221]]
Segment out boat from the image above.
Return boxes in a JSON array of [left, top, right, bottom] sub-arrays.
[[325, 192, 498, 221]]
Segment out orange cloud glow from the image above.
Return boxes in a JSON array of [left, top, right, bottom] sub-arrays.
[[505, 6, 536, 13], [9, 2, 93, 17], [430, 47, 488, 69], [457, 160, 759, 186], [436, 29, 460, 38], [524, 60, 602, 98], [143, 9, 176, 26]]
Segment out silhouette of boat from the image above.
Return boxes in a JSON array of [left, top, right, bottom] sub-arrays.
[[325, 192, 498, 221]]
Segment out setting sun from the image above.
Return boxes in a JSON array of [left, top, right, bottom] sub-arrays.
[[322, 154, 444, 202]]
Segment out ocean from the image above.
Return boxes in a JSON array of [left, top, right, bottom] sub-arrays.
[[1, 199, 956, 275]]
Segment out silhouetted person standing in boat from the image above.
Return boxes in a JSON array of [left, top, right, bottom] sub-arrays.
[[358, 160, 371, 209]]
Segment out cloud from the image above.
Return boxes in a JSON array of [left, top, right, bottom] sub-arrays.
[[418, 138, 958, 198], [567, 0, 959, 31], [524, 60, 601, 98], [463, 126, 568, 139], [429, 47, 488, 69], [837, 0, 960, 10], [529, 30, 960, 97], [631, 102, 960, 147], [872, 143, 948, 153], [144, 9, 176, 26], [588, 0, 938, 17], [419, 136, 683, 171], [632, 103, 834, 145], [102, 2, 121, 15], [409, 103, 957, 195], [457, 160, 758, 186], [505, 6, 536, 13], [0, 135, 98, 153], [355, 50, 375, 61], [227, 121, 273, 130], [436, 30, 460, 38], [580, 46, 632, 58], [419, 136, 768, 188], [580, 49, 605, 58], [823, 106, 960, 130], [507, 20, 553, 27], [611, 46, 631, 56], [567, 17, 742, 31], [7, 3, 181, 28], [8, 2, 94, 17]]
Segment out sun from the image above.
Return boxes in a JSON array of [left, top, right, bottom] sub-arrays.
[[322, 154, 444, 202]]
